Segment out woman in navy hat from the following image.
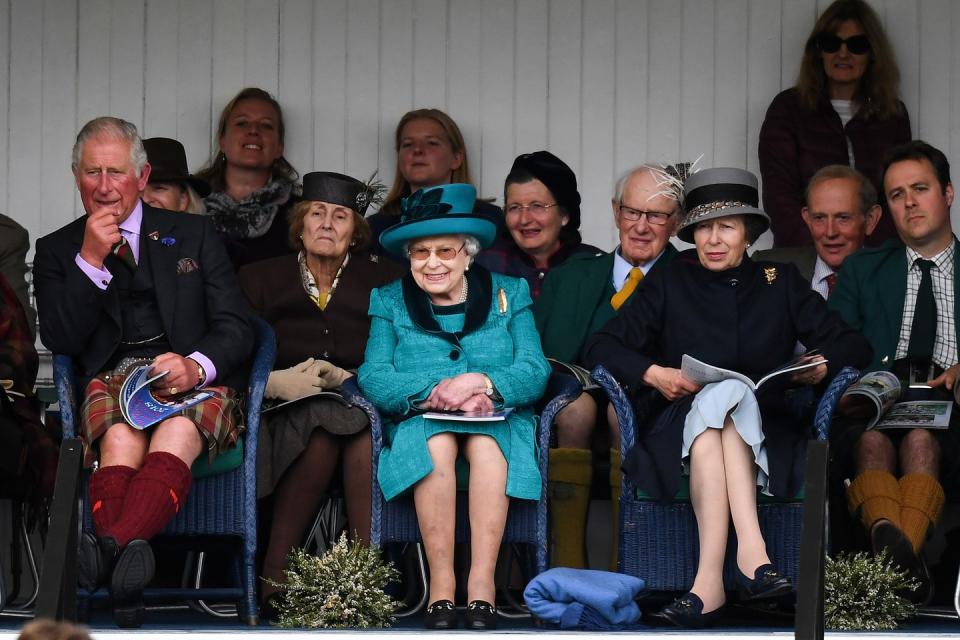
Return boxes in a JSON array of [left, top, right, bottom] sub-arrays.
[[477, 151, 600, 298], [359, 184, 550, 630], [239, 171, 403, 619], [584, 167, 871, 628]]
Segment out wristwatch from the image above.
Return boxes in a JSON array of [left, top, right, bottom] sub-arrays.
[[192, 360, 207, 388]]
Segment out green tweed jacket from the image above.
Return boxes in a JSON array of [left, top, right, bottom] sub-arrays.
[[534, 244, 678, 364], [828, 237, 960, 372], [358, 267, 551, 502]]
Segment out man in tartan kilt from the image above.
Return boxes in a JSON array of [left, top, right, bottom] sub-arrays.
[[33, 117, 254, 626]]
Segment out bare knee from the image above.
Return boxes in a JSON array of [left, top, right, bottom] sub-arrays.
[[99, 423, 148, 468], [556, 393, 597, 449], [690, 428, 722, 459], [900, 429, 940, 476], [855, 431, 897, 473], [426, 433, 459, 473], [149, 417, 205, 464]]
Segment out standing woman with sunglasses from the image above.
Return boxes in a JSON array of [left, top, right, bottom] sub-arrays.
[[759, 0, 909, 248]]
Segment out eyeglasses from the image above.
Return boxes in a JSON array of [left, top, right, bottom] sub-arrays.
[[505, 202, 560, 216], [408, 243, 466, 261], [816, 33, 870, 55], [617, 204, 675, 226]]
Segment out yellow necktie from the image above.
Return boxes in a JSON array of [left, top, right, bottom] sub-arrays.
[[611, 267, 643, 310]]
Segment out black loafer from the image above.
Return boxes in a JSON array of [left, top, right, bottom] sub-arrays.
[[110, 539, 155, 628], [78, 533, 118, 592], [736, 563, 793, 602], [424, 599, 458, 630], [871, 521, 933, 604], [465, 600, 497, 630], [648, 592, 723, 629]]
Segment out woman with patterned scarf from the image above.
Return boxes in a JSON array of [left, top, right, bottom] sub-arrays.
[[197, 87, 300, 269]]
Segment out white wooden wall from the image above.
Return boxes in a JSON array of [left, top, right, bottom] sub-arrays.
[[2, 0, 959, 253]]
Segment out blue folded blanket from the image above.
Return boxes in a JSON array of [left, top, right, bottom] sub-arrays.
[[523, 568, 646, 630]]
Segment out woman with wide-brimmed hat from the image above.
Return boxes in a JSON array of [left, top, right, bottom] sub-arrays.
[[142, 137, 210, 214], [584, 167, 872, 628], [359, 183, 550, 630]]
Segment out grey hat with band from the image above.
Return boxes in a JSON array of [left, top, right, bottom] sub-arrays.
[[677, 167, 770, 244]]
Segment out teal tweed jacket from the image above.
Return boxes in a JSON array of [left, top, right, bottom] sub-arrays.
[[358, 266, 551, 501]]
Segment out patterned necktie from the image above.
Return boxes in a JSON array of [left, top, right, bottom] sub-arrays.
[[611, 267, 643, 310], [824, 273, 837, 297], [907, 259, 936, 361], [111, 235, 137, 271]]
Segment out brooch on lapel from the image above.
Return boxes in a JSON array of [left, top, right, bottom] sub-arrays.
[[161, 236, 176, 247], [147, 230, 160, 241], [497, 288, 508, 314], [763, 266, 777, 284], [177, 257, 199, 275]]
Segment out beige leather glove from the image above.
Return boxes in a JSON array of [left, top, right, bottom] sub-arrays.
[[315, 360, 352, 389], [265, 358, 323, 400]]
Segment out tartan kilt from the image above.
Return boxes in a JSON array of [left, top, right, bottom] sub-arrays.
[[80, 362, 242, 469]]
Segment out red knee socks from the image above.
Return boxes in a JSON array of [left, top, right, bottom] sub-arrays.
[[106, 452, 193, 547], [89, 465, 137, 536]]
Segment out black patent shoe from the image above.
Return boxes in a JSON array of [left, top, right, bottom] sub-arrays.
[[648, 592, 723, 629], [78, 533, 118, 592], [736, 563, 794, 602], [871, 521, 933, 605], [110, 540, 155, 628], [424, 599, 458, 630], [465, 600, 498, 630]]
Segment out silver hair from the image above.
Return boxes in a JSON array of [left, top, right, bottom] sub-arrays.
[[72, 117, 148, 177], [613, 165, 681, 214], [182, 184, 207, 215], [403, 234, 481, 263]]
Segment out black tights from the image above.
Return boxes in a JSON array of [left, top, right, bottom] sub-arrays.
[[261, 428, 372, 600]]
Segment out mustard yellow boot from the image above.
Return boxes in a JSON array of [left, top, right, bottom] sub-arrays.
[[609, 448, 622, 571], [899, 473, 944, 554], [548, 448, 593, 568]]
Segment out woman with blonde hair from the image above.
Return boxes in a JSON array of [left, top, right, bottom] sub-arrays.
[[759, 0, 910, 248], [366, 108, 500, 258]]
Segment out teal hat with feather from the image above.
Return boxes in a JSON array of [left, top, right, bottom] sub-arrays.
[[378, 183, 497, 257]]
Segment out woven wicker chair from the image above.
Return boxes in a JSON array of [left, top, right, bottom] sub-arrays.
[[591, 364, 860, 592], [54, 317, 275, 625], [340, 372, 582, 616]]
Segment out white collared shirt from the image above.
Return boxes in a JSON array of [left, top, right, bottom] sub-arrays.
[[611, 246, 664, 292], [811, 255, 835, 300]]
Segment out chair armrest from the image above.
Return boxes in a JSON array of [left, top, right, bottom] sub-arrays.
[[813, 366, 860, 441], [339, 376, 386, 547], [245, 318, 277, 442], [590, 365, 637, 493], [53, 354, 77, 439]]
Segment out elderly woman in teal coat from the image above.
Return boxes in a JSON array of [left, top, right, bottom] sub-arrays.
[[359, 183, 550, 631]]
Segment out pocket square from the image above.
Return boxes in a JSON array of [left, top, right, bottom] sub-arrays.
[[177, 257, 200, 275]]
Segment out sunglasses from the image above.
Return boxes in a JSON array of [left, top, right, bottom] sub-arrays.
[[816, 33, 870, 55]]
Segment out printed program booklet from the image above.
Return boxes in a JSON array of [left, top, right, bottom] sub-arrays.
[[546, 358, 599, 391], [680, 350, 828, 391], [262, 390, 350, 414], [120, 365, 212, 430], [839, 370, 952, 430], [423, 408, 515, 422]]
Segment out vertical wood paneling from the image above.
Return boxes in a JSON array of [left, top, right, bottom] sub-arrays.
[[40, 0, 77, 233], [580, 0, 616, 248], [344, 0, 380, 178], [514, 0, 548, 160], [177, 0, 213, 169], [647, 0, 682, 163], [278, 0, 314, 174], [478, 0, 515, 197], [546, 0, 582, 172], [8, 1, 43, 240], [9, 0, 960, 251], [378, 0, 414, 183], [312, 0, 347, 170], [411, 0, 446, 108]]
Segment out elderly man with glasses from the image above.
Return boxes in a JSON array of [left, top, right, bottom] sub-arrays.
[[533, 164, 683, 570]]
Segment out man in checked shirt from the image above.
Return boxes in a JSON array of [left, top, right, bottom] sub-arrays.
[[830, 140, 959, 604]]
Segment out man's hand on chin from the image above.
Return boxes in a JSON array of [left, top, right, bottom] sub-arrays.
[[79, 205, 123, 269]]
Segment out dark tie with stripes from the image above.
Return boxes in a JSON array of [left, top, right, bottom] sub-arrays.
[[111, 235, 137, 271]]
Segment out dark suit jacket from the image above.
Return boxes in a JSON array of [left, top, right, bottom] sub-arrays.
[[33, 203, 254, 389], [829, 237, 960, 372], [534, 244, 678, 364], [753, 246, 818, 283]]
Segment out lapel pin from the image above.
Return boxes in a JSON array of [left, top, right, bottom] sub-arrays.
[[161, 236, 176, 246], [764, 266, 777, 284], [148, 230, 160, 241], [497, 288, 508, 314]]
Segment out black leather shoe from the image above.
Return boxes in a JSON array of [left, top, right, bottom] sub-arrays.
[[110, 540, 155, 628], [736, 564, 793, 602], [424, 599, 458, 630], [78, 533, 118, 592], [871, 521, 933, 604], [465, 600, 497, 630], [647, 592, 723, 629]]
